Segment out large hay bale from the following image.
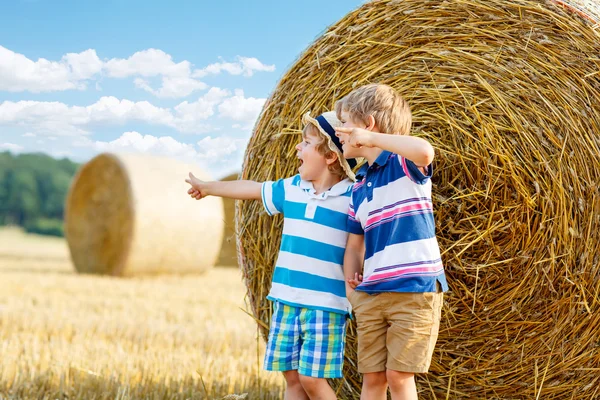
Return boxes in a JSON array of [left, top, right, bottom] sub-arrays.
[[237, 1, 600, 398], [65, 152, 224, 276], [216, 172, 240, 267]]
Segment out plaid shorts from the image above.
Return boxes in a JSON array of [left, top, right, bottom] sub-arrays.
[[264, 301, 347, 378]]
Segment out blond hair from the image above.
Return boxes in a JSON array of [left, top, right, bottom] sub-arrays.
[[335, 83, 412, 135], [303, 123, 347, 179]]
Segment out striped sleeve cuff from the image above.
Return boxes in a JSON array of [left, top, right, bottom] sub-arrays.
[[261, 181, 280, 216], [347, 218, 364, 234], [400, 156, 432, 185]]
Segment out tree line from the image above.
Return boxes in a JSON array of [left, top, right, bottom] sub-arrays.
[[0, 152, 79, 236]]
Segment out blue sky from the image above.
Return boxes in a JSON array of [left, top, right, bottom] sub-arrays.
[[0, 0, 364, 178]]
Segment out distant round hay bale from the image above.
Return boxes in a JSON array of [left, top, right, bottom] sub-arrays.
[[65, 152, 224, 276], [236, 1, 600, 398], [216, 172, 240, 267]]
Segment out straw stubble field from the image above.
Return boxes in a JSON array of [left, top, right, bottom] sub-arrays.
[[0, 227, 285, 400]]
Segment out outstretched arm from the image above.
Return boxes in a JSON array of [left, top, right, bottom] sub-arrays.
[[185, 172, 262, 200]]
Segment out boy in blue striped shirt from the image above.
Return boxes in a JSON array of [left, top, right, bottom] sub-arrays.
[[186, 111, 357, 400]]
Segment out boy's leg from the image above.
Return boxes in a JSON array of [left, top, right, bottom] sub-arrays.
[[264, 302, 306, 398], [386, 370, 416, 400], [283, 370, 309, 400], [297, 308, 347, 400], [360, 372, 387, 400], [350, 291, 388, 400], [384, 290, 443, 400]]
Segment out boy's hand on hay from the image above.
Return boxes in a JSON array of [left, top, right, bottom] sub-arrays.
[[334, 127, 374, 148], [185, 172, 209, 200]]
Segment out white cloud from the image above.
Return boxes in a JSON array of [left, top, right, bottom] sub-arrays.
[[62, 50, 104, 80], [104, 49, 190, 78], [218, 89, 265, 123], [0, 46, 275, 98], [0, 46, 102, 92], [0, 88, 263, 136], [84, 97, 173, 126], [0, 97, 173, 136], [88, 131, 199, 160], [134, 76, 208, 98], [77, 131, 248, 170], [196, 135, 248, 160], [22, 132, 36, 137], [173, 87, 230, 131], [106, 49, 208, 98], [193, 56, 275, 78], [0, 143, 24, 152]]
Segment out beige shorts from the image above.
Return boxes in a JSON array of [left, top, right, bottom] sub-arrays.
[[348, 287, 443, 374]]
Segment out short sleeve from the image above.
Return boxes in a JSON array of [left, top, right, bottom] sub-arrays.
[[398, 156, 432, 185], [347, 193, 364, 235], [261, 178, 286, 216]]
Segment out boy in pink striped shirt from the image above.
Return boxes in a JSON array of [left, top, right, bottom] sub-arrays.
[[334, 84, 447, 400]]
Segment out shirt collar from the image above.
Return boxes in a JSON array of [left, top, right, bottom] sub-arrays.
[[299, 178, 353, 198], [356, 150, 392, 180]]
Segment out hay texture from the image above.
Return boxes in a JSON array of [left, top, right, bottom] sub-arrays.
[[65, 153, 224, 276], [236, 1, 600, 398], [216, 172, 240, 267]]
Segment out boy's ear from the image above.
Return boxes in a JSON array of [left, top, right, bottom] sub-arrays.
[[326, 151, 339, 165], [366, 115, 377, 131]]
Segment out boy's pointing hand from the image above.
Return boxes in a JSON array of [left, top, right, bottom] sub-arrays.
[[185, 172, 208, 200], [335, 127, 374, 148]]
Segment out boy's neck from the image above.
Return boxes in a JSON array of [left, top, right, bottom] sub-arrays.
[[363, 147, 384, 166], [310, 172, 343, 195]]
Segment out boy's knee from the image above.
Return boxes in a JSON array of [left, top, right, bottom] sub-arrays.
[[386, 369, 414, 388], [363, 371, 387, 387], [283, 370, 302, 387], [298, 375, 331, 395]]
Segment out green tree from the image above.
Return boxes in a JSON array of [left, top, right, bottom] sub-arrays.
[[0, 151, 79, 235]]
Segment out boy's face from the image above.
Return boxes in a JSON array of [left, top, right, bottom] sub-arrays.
[[340, 110, 367, 159], [295, 129, 328, 181]]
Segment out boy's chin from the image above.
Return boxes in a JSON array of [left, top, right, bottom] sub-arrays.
[[298, 168, 316, 182], [298, 167, 307, 179]]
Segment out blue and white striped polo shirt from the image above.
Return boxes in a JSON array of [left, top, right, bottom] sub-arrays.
[[261, 174, 353, 315], [348, 151, 448, 294]]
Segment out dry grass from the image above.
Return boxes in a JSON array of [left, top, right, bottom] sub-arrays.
[[0, 227, 284, 400]]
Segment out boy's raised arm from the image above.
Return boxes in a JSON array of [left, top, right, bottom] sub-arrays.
[[335, 126, 435, 167], [344, 233, 365, 295], [370, 132, 434, 167], [185, 172, 262, 200]]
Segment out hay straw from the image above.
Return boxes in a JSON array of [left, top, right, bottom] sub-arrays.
[[65, 153, 224, 276], [236, 0, 600, 398]]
